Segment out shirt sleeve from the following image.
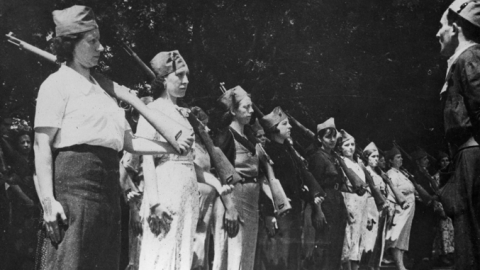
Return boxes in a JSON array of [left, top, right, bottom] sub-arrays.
[[34, 77, 67, 129], [462, 52, 480, 138]]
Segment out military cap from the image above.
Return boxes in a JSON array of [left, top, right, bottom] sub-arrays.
[[53, 5, 98, 37], [386, 146, 402, 161], [339, 129, 354, 143], [363, 142, 379, 154], [316, 117, 336, 133], [457, 0, 480, 28], [261, 107, 288, 130], [437, 151, 449, 159], [218, 86, 249, 110], [251, 118, 265, 135], [150, 50, 189, 77]]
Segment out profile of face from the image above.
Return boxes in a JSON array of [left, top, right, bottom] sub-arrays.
[[232, 97, 253, 125], [73, 29, 104, 68], [436, 10, 458, 57], [418, 156, 430, 168], [340, 138, 355, 159], [368, 152, 379, 168], [165, 67, 189, 98], [378, 156, 386, 170], [440, 157, 450, 170], [319, 129, 338, 151], [391, 154, 403, 169], [276, 119, 292, 141], [17, 134, 32, 156]]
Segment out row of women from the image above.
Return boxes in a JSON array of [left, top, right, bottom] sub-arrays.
[[29, 5, 453, 270]]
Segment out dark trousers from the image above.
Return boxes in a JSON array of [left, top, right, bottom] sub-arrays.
[[41, 145, 121, 270]]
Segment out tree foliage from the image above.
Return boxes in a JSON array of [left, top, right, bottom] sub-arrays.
[[0, 0, 452, 153]]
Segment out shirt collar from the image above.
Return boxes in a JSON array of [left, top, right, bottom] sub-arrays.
[[58, 65, 96, 95]]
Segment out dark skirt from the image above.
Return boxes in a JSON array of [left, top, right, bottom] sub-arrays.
[[41, 144, 121, 270]]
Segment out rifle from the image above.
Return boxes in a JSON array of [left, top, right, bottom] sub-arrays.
[[120, 44, 244, 187], [284, 112, 315, 141], [218, 83, 292, 215], [361, 165, 387, 209], [379, 168, 409, 209], [5, 33, 187, 154]]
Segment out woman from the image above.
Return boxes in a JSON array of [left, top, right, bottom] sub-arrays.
[[306, 117, 347, 270], [135, 51, 198, 270], [34, 6, 193, 270], [363, 142, 393, 270], [337, 130, 369, 270], [433, 151, 454, 266], [384, 147, 416, 270], [212, 85, 273, 270], [3, 131, 39, 269], [190, 106, 236, 270]]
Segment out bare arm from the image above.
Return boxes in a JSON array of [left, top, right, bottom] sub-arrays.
[[34, 127, 67, 243]]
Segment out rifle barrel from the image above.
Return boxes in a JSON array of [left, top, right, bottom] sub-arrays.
[[6, 33, 57, 63]]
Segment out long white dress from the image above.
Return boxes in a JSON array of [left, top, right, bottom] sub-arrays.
[[136, 99, 199, 270], [341, 158, 369, 262]]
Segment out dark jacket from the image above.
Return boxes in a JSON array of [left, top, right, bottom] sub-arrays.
[[442, 45, 480, 148]]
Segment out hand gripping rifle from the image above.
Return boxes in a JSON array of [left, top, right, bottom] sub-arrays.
[[218, 83, 292, 216], [379, 168, 409, 209], [284, 111, 368, 196], [120, 44, 243, 187], [5, 33, 187, 153]]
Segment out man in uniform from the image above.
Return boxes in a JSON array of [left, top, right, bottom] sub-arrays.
[[436, 1, 480, 269]]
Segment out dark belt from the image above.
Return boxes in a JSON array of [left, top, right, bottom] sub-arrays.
[[242, 177, 257, 184], [56, 144, 117, 153]]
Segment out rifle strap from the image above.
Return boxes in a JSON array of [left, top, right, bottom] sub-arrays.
[[229, 127, 257, 155]]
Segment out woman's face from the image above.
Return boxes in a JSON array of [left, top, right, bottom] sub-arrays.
[[276, 119, 292, 140], [340, 139, 355, 158], [256, 130, 267, 147], [378, 156, 386, 169], [440, 157, 450, 170], [391, 154, 403, 169], [17, 134, 31, 156], [319, 129, 338, 151], [368, 152, 379, 168], [232, 97, 253, 125], [165, 67, 189, 98], [72, 29, 104, 68]]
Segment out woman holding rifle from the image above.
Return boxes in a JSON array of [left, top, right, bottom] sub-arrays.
[[384, 147, 416, 270], [337, 130, 369, 270], [306, 117, 347, 270], [34, 6, 193, 270], [212, 86, 274, 270]]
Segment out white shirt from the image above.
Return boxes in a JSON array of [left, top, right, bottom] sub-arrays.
[[34, 65, 129, 151]]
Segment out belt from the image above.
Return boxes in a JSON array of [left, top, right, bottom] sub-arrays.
[[242, 177, 257, 184]]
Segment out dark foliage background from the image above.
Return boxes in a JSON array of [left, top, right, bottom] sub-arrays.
[[0, 0, 452, 155]]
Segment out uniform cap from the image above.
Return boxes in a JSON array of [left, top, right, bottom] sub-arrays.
[[363, 142, 379, 154], [457, 1, 480, 28], [53, 5, 98, 37], [150, 50, 188, 77], [339, 129, 354, 143], [261, 106, 288, 130], [437, 151, 449, 159], [218, 86, 249, 110], [411, 149, 428, 161], [386, 146, 401, 161], [316, 117, 336, 133]]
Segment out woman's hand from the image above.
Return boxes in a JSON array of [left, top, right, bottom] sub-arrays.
[[366, 218, 376, 231], [219, 184, 235, 196], [264, 216, 278, 237], [42, 197, 68, 244], [224, 204, 242, 237], [177, 133, 195, 155], [311, 204, 327, 231], [148, 204, 173, 236]]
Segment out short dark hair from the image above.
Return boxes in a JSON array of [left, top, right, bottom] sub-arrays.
[[447, 9, 480, 43], [150, 74, 167, 100], [50, 33, 85, 63]]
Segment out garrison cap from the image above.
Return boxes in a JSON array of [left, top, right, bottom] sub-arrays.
[[251, 119, 265, 135], [150, 50, 189, 77], [363, 142, 379, 155], [386, 146, 401, 161], [261, 107, 288, 130], [316, 117, 336, 133], [53, 5, 98, 37], [218, 86, 249, 110], [339, 129, 354, 143], [437, 151, 449, 159], [456, 0, 480, 28]]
